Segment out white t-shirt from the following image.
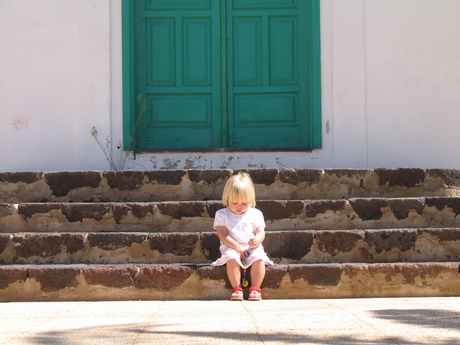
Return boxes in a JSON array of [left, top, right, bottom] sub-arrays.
[[213, 207, 266, 244]]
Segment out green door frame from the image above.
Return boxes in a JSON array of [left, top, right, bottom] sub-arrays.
[[122, 0, 321, 151], [122, 0, 136, 151], [306, 0, 322, 149]]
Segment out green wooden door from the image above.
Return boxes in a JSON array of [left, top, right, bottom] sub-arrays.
[[123, 0, 321, 150], [130, 0, 222, 149], [227, 0, 311, 148]]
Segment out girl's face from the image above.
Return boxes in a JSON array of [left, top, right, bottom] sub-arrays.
[[228, 199, 249, 215]]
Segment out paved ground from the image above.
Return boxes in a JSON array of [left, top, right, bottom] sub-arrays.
[[1, 297, 460, 344]]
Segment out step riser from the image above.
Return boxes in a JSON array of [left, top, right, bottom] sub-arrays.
[[1, 168, 460, 202], [1, 263, 458, 301], [3, 198, 460, 232], [2, 229, 459, 265]]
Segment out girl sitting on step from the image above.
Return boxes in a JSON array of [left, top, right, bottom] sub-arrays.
[[212, 172, 273, 301]]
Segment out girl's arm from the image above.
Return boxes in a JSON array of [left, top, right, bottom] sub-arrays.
[[215, 226, 246, 258], [248, 226, 265, 247]]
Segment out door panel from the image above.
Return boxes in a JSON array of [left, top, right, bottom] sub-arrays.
[[233, 18, 262, 85], [135, 1, 222, 149], [183, 19, 212, 85], [227, 1, 309, 148], [233, 0, 297, 8], [147, 19, 175, 85], [235, 94, 297, 124], [271, 17, 297, 83]]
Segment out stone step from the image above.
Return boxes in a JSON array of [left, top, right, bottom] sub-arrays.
[[1, 262, 458, 301], [1, 168, 460, 203], [2, 229, 459, 265], [2, 197, 460, 232], [3, 168, 459, 302]]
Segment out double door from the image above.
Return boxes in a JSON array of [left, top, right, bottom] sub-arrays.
[[129, 0, 318, 150]]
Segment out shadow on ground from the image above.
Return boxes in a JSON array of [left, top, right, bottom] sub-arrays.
[[371, 308, 460, 330], [26, 315, 460, 345]]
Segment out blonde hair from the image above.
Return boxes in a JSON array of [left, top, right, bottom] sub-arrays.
[[222, 172, 256, 207]]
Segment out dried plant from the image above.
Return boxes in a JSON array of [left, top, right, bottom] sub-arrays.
[[91, 95, 147, 170]]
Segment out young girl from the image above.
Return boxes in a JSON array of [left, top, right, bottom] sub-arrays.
[[212, 172, 273, 301]]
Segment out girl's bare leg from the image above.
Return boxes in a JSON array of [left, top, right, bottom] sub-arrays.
[[250, 259, 265, 287], [226, 259, 241, 288]]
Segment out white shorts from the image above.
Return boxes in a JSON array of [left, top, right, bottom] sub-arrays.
[[211, 243, 273, 268]]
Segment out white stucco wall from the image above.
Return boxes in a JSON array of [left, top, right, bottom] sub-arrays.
[[0, 0, 113, 171], [1, 0, 460, 172]]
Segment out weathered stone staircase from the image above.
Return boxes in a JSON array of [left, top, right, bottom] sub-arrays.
[[1, 168, 460, 301]]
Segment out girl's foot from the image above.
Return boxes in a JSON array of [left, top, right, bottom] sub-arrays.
[[248, 286, 262, 301], [230, 287, 244, 301]]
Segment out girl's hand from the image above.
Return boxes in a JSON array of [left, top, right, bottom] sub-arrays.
[[216, 226, 249, 261], [249, 226, 265, 247], [237, 246, 251, 262], [235, 245, 247, 260], [248, 237, 260, 247]]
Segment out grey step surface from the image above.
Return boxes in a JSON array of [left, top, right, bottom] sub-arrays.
[[2, 197, 460, 232], [1, 168, 460, 203], [1, 262, 458, 301], [1, 229, 460, 265]]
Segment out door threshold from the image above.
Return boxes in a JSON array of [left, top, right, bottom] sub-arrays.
[[134, 147, 313, 154]]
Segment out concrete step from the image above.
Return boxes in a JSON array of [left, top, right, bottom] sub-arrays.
[[2, 197, 460, 232], [1, 262, 458, 301], [1, 168, 460, 203], [1, 229, 460, 265]]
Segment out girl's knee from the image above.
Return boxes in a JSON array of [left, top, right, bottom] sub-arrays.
[[226, 259, 240, 267], [252, 259, 265, 266]]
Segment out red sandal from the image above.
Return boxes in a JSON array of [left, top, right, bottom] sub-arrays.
[[230, 287, 244, 301], [248, 286, 262, 301]]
